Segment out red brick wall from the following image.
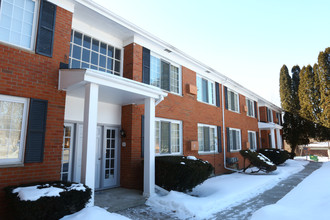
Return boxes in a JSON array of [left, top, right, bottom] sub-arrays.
[[120, 43, 263, 190], [224, 94, 259, 170], [259, 106, 267, 122], [0, 7, 72, 217]]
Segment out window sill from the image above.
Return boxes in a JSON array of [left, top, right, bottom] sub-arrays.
[[228, 150, 241, 153], [0, 40, 35, 55], [156, 153, 183, 157], [197, 99, 216, 107], [198, 152, 219, 155], [0, 163, 24, 168], [227, 109, 240, 114]]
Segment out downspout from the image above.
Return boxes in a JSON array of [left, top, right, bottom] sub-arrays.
[[222, 79, 240, 172]]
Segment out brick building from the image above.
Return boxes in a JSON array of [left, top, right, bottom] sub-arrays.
[[0, 0, 283, 216]]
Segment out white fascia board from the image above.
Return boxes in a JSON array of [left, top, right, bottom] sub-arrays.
[[72, 18, 124, 48], [84, 69, 167, 99], [59, 69, 86, 90], [48, 0, 75, 12], [258, 122, 283, 130], [75, 0, 280, 111]]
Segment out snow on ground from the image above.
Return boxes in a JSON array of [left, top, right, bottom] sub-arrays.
[[60, 206, 131, 220], [251, 162, 330, 220], [146, 159, 308, 219], [295, 156, 330, 162]]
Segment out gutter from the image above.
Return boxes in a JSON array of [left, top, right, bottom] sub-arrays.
[[221, 79, 240, 172]]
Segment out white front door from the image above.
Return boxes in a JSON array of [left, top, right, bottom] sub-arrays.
[[102, 127, 119, 188]]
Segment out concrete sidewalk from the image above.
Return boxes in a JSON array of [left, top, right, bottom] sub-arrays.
[[115, 161, 321, 220], [214, 161, 321, 220]]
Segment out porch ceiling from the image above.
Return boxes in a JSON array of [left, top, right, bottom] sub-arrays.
[[258, 122, 283, 130], [59, 69, 167, 105]]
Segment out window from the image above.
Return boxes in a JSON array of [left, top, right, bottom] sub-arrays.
[[61, 124, 74, 181], [248, 131, 257, 151], [276, 112, 281, 125], [0, 95, 28, 165], [227, 89, 239, 112], [155, 118, 182, 155], [246, 98, 255, 117], [228, 128, 241, 151], [150, 55, 180, 94], [196, 75, 215, 105], [198, 124, 217, 153], [0, 0, 38, 49], [69, 30, 122, 76], [267, 108, 273, 122]]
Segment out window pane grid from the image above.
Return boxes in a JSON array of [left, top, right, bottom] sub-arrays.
[[198, 125, 217, 153], [69, 30, 121, 76], [0, 0, 36, 49], [196, 75, 215, 105], [155, 119, 181, 155], [229, 128, 241, 151], [228, 90, 239, 112], [170, 65, 179, 94]]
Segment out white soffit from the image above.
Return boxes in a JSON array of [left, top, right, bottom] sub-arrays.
[[258, 122, 283, 130]]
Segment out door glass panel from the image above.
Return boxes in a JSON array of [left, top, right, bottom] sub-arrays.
[[104, 128, 116, 184], [61, 125, 73, 181]]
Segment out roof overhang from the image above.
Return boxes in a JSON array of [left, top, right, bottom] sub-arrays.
[[59, 69, 167, 105], [258, 122, 283, 130]]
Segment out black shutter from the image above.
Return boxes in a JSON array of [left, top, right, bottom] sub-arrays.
[[36, 0, 57, 57], [141, 115, 144, 158], [224, 86, 228, 109], [25, 99, 48, 163], [256, 132, 260, 150], [215, 82, 220, 107], [266, 107, 269, 122], [226, 127, 230, 152], [254, 101, 258, 119], [217, 126, 222, 153], [142, 47, 150, 84], [161, 61, 170, 91], [268, 134, 272, 148]]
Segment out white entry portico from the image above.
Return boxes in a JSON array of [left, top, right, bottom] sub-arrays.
[[258, 122, 283, 149], [59, 68, 167, 205]]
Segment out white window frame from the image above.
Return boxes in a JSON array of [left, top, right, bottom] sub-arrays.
[[0, 94, 29, 166], [61, 123, 74, 181], [197, 123, 218, 154], [0, 0, 40, 51], [228, 128, 241, 152], [155, 118, 182, 156], [69, 30, 123, 76], [248, 131, 257, 151], [246, 98, 255, 117], [150, 53, 182, 95], [227, 88, 240, 113], [196, 75, 215, 105], [267, 108, 273, 122]]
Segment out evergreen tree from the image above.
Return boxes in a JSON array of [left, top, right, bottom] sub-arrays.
[[312, 63, 322, 123], [291, 65, 300, 112], [279, 65, 292, 112], [298, 65, 314, 121], [317, 47, 330, 128]]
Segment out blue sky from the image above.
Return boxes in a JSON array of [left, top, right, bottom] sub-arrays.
[[94, 0, 330, 106]]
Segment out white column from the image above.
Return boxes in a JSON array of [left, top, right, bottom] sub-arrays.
[[81, 83, 99, 206], [143, 97, 155, 197], [270, 128, 276, 149], [276, 129, 282, 149]]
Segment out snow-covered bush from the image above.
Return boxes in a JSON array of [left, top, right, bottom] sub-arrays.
[[155, 156, 213, 192], [258, 148, 290, 165], [239, 150, 277, 173], [5, 181, 91, 220]]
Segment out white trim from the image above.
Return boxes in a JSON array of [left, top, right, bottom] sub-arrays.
[[197, 123, 218, 154], [0, 95, 29, 166], [155, 117, 182, 156], [248, 130, 257, 151], [196, 74, 216, 106], [227, 88, 240, 113], [228, 127, 242, 152]]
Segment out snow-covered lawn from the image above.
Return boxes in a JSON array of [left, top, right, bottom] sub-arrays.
[[147, 159, 309, 219], [251, 161, 330, 220], [60, 206, 130, 220]]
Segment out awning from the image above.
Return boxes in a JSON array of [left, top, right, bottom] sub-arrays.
[[258, 122, 283, 130], [59, 68, 167, 105]]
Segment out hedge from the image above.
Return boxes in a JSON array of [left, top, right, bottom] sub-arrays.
[[5, 181, 91, 220], [239, 150, 277, 173], [258, 148, 290, 165], [155, 156, 214, 192]]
